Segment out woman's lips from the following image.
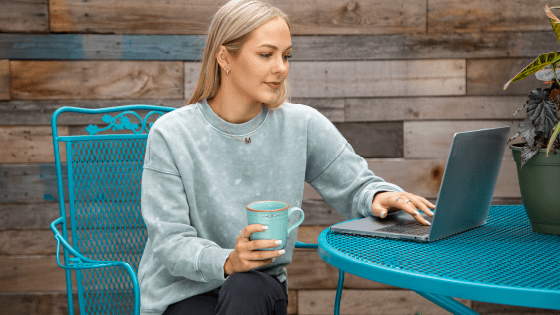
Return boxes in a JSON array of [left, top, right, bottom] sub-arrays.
[[265, 82, 280, 89]]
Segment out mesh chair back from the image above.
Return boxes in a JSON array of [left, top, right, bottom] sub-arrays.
[[52, 106, 175, 314]]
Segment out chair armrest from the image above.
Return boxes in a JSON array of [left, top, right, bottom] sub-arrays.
[[295, 241, 318, 249], [50, 217, 141, 314]]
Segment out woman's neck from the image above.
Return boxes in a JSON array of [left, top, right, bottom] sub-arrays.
[[208, 89, 262, 124]]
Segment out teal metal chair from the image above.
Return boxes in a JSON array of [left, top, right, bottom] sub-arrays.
[[50, 105, 345, 315]]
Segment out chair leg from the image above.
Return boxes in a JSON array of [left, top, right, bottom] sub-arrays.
[[334, 269, 344, 315]]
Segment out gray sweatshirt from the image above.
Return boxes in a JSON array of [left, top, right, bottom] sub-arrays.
[[138, 99, 404, 314]]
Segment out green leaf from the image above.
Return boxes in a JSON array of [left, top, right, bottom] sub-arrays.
[[546, 122, 560, 157], [526, 89, 558, 138], [503, 51, 560, 90], [550, 18, 560, 45]]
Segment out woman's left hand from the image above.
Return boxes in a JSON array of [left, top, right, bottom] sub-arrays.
[[372, 191, 435, 226]]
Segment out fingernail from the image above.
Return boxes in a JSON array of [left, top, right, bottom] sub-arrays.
[[380, 210, 386, 217], [275, 240, 282, 246], [278, 249, 285, 255], [414, 211, 420, 215], [262, 225, 268, 230], [272, 258, 276, 262], [426, 221, 431, 226]]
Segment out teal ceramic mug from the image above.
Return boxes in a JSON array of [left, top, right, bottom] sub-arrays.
[[246, 201, 305, 250]]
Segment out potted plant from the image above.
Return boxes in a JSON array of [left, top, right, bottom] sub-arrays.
[[503, 5, 560, 234]]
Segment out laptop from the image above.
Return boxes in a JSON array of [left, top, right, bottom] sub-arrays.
[[330, 126, 511, 242]]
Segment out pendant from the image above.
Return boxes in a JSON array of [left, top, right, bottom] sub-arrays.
[[244, 137, 251, 144]]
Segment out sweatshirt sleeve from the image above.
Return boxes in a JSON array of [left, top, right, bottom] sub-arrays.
[[304, 108, 405, 220], [141, 122, 233, 282]]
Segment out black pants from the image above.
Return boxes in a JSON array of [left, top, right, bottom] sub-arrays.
[[163, 270, 288, 315]]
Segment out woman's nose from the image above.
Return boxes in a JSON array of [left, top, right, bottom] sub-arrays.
[[273, 56, 288, 75]]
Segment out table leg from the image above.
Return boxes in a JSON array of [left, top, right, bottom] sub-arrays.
[[413, 290, 480, 315], [334, 269, 344, 315]]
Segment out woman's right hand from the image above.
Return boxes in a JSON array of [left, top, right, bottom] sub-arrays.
[[223, 224, 285, 276]]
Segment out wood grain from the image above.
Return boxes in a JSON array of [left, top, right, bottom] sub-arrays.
[[298, 289, 471, 314], [0, 59, 9, 100], [287, 251, 395, 290], [403, 120, 521, 158], [0, 32, 555, 61], [467, 58, 545, 96], [0, 256, 69, 292], [0, 230, 60, 256], [304, 157, 520, 200], [0, 126, 68, 163], [345, 96, 528, 122], [334, 122, 403, 158], [11, 61, 183, 100], [428, 0, 551, 34], [0, 99, 185, 125], [273, 0, 426, 35], [0, 0, 49, 33], [48, 0, 425, 35], [0, 203, 64, 230], [0, 292, 78, 315], [288, 60, 466, 98]]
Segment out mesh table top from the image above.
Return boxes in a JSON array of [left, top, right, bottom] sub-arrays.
[[318, 205, 560, 309]]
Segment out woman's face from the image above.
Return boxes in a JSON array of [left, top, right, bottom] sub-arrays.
[[226, 16, 292, 106]]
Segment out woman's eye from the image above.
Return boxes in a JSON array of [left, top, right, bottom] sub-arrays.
[[260, 54, 272, 58], [283, 55, 292, 60]]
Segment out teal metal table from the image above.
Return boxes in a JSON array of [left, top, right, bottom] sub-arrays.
[[318, 205, 560, 314]]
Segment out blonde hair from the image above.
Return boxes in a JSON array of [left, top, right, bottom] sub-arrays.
[[187, 0, 291, 109]]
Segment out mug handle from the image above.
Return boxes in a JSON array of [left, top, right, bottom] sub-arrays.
[[287, 207, 305, 235]]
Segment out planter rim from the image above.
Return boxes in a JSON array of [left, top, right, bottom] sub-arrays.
[[509, 143, 558, 154]]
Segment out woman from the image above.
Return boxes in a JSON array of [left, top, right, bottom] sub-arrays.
[[138, 0, 435, 314]]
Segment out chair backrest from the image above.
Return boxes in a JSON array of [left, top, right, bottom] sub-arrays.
[[52, 105, 176, 315]]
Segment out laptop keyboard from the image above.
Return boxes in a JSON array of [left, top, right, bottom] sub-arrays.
[[376, 218, 433, 236]]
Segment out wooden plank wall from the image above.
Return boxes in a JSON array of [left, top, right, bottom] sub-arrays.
[[0, 0, 557, 314]]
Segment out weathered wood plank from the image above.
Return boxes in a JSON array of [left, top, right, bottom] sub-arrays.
[[0, 126, 68, 163], [0, 203, 64, 230], [345, 96, 527, 122], [291, 31, 556, 61], [0, 59, 9, 100], [0, 96, 528, 125], [49, 0, 425, 35], [49, 0, 223, 34], [0, 256, 69, 292], [287, 290, 297, 315], [273, 0, 426, 35], [428, 0, 551, 34], [0, 0, 49, 33], [288, 60, 466, 98], [0, 34, 205, 60], [0, 164, 67, 204], [287, 251, 395, 290], [334, 122, 402, 158], [188, 60, 466, 99], [0, 99, 185, 125], [0, 32, 555, 61], [298, 289, 471, 315], [304, 157, 521, 200], [10, 61, 183, 100], [403, 120, 521, 158], [471, 301, 560, 315], [0, 230, 60, 256], [0, 292, 79, 315], [467, 58, 544, 96]]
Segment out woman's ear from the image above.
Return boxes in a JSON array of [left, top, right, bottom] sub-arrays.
[[215, 45, 231, 70]]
